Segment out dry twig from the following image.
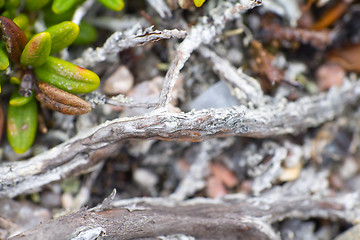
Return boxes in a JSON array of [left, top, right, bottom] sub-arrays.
[[74, 26, 187, 68], [1, 79, 360, 198], [10, 191, 360, 240]]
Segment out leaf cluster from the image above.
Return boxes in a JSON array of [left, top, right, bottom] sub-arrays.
[[0, 0, 124, 154]]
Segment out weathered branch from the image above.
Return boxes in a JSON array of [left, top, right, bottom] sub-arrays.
[[10, 192, 360, 240], [198, 46, 264, 106], [0, 79, 359, 198], [146, 0, 172, 18], [73, 26, 187, 68]]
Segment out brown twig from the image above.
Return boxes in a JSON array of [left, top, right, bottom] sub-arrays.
[[10, 192, 359, 240]]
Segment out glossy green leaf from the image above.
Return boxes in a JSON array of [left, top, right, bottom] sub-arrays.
[[34, 56, 100, 94], [43, 5, 75, 27], [10, 76, 20, 85], [21, 32, 52, 67], [0, 47, 9, 70], [13, 14, 29, 31], [25, 0, 51, 11], [7, 93, 38, 154], [52, 0, 78, 14], [45, 21, 79, 54], [97, 0, 124, 11], [0, 16, 28, 63], [9, 91, 33, 106], [73, 21, 97, 45], [193, 0, 206, 7]]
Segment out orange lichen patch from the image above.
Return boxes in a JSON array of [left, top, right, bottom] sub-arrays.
[[192, 132, 201, 137], [311, 0, 351, 30], [328, 43, 360, 72]]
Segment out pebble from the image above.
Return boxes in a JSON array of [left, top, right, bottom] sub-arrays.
[[206, 176, 227, 198], [335, 224, 360, 240], [61, 192, 75, 210], [103, 65, 134, 96], [316, 63, 345, 91], [133, 168, 159, 190], [40, 191, 61, 208], [210, 163, 238, 188]]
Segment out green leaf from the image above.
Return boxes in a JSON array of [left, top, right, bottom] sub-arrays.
[[193, 0, 206, 7], [97, 0, 124, 11], [10, 76, 20, 85], [4, 0, 21, 9], [13, 14, 29, 32], [52, 0, 78, 14], [0, 47, 9, 70], [9, 91, 33, 106], [25, 0, 51, 11], [0, 16, 28, 63], [7, 93, 38, 154], [21, 32, 52, 67], [43, 5, 75, 27], [0, 0, 4, 9], [45, 21, 79, 54], [34, 56, 100, 94], [73, 21, 98, 45]]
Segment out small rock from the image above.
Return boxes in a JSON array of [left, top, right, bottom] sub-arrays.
[[339, 156, 358, 180], [123, 76, 163, 116], [103, 65, 134, 96], [40, 191, 61, 208], [133, 168, 158, 190], [316, 63, 345, 91], [335, 224, 360, 240], [210, 163, 238, 188], [206, 176, 227, 198], [278, 162, 302, 182], [61, 193, 74, 210], [188, 81, 240, 110]]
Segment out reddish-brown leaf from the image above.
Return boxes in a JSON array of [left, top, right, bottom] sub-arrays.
[[328, 43, 360, 72], [311, 0, 351, 30], [35, 81, 92, 115], [0, 16, 28, 63]]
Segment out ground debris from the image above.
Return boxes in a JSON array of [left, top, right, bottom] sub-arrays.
[[2, 0, 360, 239]]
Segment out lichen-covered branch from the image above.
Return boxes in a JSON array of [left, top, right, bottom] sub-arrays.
[[0, 78, 359, 198], [71, 0, 95, 25], [73, 26, 187, 68], [146, 0, 172, 18], [198, 46, 264, 106]]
